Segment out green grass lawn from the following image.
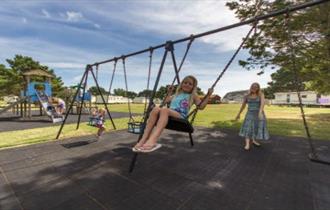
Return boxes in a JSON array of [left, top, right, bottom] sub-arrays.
[[0, 104, 329, 150], [0, 100, 8, 107], [0, 118, 130, 149], [193, 104, 330, 140]]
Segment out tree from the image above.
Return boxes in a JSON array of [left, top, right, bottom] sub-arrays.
[[113, 88, 126, 97], [1, 55, 64, 96], [197, 87, 205, 95], [155, 86, 167, 99], [0, 64, 21, 96], [262, 87, 275, 99], [138, 89, 153, 97], [226, 0, 330, 94], [126, 91, 137, 99], [112, 88, 137, 99], [89, 86, 108, 95], [56, 87, 76, 106]]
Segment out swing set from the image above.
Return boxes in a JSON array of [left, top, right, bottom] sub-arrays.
[[55, 0, 330, 172]]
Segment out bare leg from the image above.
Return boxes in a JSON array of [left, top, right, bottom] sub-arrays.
[[134, 107, 161, 148], [143, 108, 181, 147], [97, 127, 105, 139], [99, 127, 105, 135], [244, 138, 251, 150]]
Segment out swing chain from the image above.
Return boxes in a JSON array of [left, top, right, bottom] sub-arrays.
[[284, 10, 317, 158], [122, 56, 135, 123]]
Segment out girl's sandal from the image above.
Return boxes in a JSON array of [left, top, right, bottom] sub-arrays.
[[140, 144, 162, 153], [132, 144, 143, 152], [252, 141, 261, 147]]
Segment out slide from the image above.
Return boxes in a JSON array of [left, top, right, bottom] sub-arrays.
[[0, 96, 28, 115], [35, 91, 63, 123]]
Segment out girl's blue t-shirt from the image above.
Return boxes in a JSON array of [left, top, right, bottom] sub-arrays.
[[169, 93, 191, 118]]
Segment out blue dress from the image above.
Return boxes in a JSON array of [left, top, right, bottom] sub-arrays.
[[169, 93, 191, 118], [239, 96, 269, 140]]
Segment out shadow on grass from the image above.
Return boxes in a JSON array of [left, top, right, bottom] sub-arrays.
[[211, 120, 241, 131], [210, 116, 330, 141], [306, 113, 330, 122]]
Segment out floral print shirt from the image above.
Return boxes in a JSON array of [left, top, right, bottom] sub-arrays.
[[169, 93, 191, 118]]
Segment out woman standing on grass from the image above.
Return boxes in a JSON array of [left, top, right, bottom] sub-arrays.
[[235, 82, 269, 150]]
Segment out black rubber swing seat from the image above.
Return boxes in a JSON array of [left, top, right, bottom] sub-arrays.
[[165, 116, 194, 133], [165, 116, 194, 147]]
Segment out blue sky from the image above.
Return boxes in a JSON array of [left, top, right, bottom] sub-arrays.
[[0, 0, 275, 97]]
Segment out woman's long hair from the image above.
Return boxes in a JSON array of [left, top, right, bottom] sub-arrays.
[[248, 82, 263, 97], [174, 75, 198, 108]]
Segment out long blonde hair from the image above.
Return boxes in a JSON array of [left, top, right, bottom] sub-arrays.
[[248, 82, 263, 97], [174, 75, 198, 108], [98, 108, 106, 116]]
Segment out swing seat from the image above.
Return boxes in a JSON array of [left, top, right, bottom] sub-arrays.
[[166, 116, 194, 133], [88, 117, 104, 127], [165, 116, 194, 146], [128, 122, 145, 134], [88, 117, 98, 126]]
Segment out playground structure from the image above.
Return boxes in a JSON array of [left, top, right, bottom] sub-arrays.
[[54, 0, 330, 171], [0, 69, 63, 123], [69, 85, 94, 115]]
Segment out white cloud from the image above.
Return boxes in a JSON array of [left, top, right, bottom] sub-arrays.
[[65, 11, 84, 22], [0, 1, 273, 94], [210, 68, 275, 97], [22, 17, 27, 23], [43, 62, 85, 69], [91, 0, 247, 52], [94, 23, 100, 29], [41, 9, 50, 18], [0, 37, 104, 69]]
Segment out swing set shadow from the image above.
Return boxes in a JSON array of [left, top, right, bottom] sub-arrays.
[[55, 0, 330, 171]]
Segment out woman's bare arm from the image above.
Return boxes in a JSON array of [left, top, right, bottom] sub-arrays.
[[235, 96, 247, 120]]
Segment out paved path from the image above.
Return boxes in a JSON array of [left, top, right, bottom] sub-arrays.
[[0, 127, 329, 210]]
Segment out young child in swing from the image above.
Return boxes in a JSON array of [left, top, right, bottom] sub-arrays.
[[95, 108, 106, 139], [132, 75, 213, 153], [235, 82, 269, 151]]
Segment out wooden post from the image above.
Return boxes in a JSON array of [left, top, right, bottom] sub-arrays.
[[28, 101, 31, 118]]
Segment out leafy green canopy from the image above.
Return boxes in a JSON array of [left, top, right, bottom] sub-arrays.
[[226, 0, 330, 94], [0, 55, 64, 96]]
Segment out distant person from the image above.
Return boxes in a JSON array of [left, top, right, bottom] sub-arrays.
[[235, 82, 269, 151], [132, 75, 213, 153], [53, 97, 66, 115], [47, 98, 55, 112], [95, 108, 106, 139], [88, 107, 99, 126], [38, 90, 48, 102], [90, 107, 98, 117]]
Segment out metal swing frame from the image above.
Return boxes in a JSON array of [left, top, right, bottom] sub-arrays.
[[64, 0, 329, 169], [284, 11, 330, 165], [56, 65, 116, 139]]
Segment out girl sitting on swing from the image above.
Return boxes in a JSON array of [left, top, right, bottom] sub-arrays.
[[89, 107, 106, 140], [133, 75, 213, 153]]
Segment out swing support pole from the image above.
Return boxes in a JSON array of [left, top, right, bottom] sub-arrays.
[[129, 44, 171, 173], [56, 66, 116, 140]]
